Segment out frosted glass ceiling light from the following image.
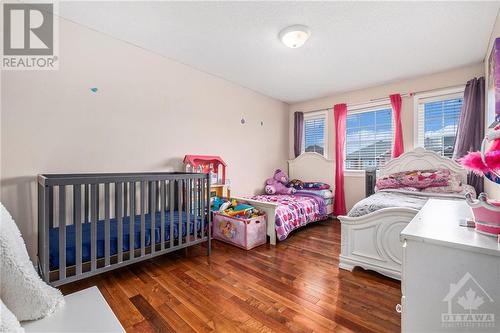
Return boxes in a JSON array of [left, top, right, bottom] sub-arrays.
[[279, 25, 310, 48]]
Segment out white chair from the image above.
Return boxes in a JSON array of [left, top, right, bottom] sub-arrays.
[[0, 202, 124, 333]]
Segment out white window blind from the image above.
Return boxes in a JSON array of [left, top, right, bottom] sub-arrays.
[[416, 91, 463, 158], [345, 107, 393, 170], [304, 113, 326, 156]]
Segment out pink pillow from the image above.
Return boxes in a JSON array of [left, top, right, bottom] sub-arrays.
[[402, 169, 450, 189], [376, 177, 401, 190], [420, 172, 463, 193], [376, 169, 451, 190]]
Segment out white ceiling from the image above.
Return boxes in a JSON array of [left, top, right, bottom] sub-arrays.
[[59, 1, 500, 103]]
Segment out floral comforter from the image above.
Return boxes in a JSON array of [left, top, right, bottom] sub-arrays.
[[250, 194, 327, 241]]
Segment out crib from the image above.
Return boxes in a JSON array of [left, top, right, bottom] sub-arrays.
[[37, 172, 211, 287]]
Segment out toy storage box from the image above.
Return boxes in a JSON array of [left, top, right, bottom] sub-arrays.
[[212, 212, 266, 250]]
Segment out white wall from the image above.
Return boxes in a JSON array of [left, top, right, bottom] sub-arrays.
[[289, 63, 484, 210], [484, 10, 500, 198], [0, 18, 289, 259]]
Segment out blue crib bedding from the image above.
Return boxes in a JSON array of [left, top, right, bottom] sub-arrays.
[[49, 211, 204, 270]]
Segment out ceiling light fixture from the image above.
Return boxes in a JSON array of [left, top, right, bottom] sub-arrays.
[[279, 25, 310, 48]]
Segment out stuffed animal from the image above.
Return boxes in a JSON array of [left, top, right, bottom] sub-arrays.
[[265, 181, 293, 195], [289, 179, 304, 190], [273, 169, 290, 185], [264, 169, 295, 195]]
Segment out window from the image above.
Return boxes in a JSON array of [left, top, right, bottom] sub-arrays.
[[415, 89, 464, 158], [303, 111, 327, 156], [345, 107, 393, 170]]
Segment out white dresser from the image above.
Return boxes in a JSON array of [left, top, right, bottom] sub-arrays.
[[401, 199, 500, 333]]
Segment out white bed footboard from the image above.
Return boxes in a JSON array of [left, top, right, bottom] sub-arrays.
[[338, 208, 419, 280], [338, 148, 467, 279]]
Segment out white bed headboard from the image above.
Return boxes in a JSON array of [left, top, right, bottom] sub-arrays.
[[288, 152, 335, 187], [379, 147, 468, 184]]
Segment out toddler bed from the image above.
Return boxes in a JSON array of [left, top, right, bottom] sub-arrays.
[[38, 172, 211, 287], [234, 152, 334, 245], [249, 193, 328, 242], [338, 148, 469, 280]]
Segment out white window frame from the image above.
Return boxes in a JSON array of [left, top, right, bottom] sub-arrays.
[[413, 86, 465, 154], [302, 110, 329, 158], [344, 101, 393, 176]]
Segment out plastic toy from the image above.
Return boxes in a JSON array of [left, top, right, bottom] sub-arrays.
[[211, 197, 225, 211], [183, 155, 226, 183], [245, 208, 262, 219], [264, 169, 295, 195], [219, 201, 232, 212], [465, 192, 500, 236], [183, 155, 230, 199], [224, 203, 254, 217], [215, 198, 265, 219]]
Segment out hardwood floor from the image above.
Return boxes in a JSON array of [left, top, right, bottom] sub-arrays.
[[60, 219, 402, 333]]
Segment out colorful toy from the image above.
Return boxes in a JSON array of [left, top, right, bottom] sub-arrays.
[[224, 203, 254, 217], [460, 125, 500, 237], [211, 197, 225, 211], [245, 208, 263, 219], [215, 198, 265, 219], [183, 155, 230, 199], [264, 169, 296, 195], [183, 155, 227, 183], [219, 201, 232, 212]]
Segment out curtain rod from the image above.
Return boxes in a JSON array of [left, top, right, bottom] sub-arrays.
[[301, 93, 411, 113], [300, 84, 466, 114]]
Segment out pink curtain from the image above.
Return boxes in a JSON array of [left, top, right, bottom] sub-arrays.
[[390, 93, 404, 158], [334, 103, 347, 216]]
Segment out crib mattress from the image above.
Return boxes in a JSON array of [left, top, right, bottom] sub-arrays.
[[49, 211, 204, 270]]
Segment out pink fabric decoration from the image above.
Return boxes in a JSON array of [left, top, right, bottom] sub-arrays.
[[390, 93, 404, 158], [460, 125, 500, 177], [334, 104, 347, 215]]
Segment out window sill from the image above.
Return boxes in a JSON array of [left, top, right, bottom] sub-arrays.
[[344, 170, 366, 178]]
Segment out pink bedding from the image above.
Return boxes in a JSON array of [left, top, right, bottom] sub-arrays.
[[250, 194, 327, 241]]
